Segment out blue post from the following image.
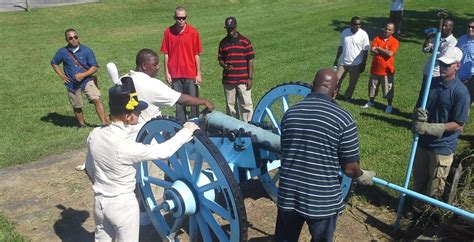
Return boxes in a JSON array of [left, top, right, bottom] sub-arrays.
[[374, 177, 474, 221], [393, 28, 443, 229]]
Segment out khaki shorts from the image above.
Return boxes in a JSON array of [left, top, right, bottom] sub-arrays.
[[413, 147, 454, 198], [67, 81, 101, 108], [368, 74, 394, 99]]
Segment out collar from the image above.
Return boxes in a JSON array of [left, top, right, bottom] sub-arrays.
[[307, 92, 333, 101], [67, 45, 80, 53]]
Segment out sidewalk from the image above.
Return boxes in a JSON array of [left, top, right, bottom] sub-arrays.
[[0, 0, 98, 12]]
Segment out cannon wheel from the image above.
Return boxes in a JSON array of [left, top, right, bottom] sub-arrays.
[[251, 82, 353, 202], [136, 118, 247, 242]]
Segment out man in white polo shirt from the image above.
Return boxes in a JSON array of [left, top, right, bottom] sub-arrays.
[[333, 16, 370, 101]]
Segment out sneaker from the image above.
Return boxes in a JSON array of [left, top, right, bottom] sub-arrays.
[[362, 101, 374, 109], [385, 105, 393, 113], [78, 124, 87, 129], [75, 163, 86, 171]]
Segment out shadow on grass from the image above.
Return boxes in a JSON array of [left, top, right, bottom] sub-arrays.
[[40, 112, 99, 128], [53, 204, 93, 242], [360, 112, 412, 129], [330, 9, 474, 44], [40, 112, 77, 127]]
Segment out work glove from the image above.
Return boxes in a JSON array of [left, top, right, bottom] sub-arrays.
[[354, 169, 376, 186], [413, 108, 428, 122], [414, 122, 445, 138]]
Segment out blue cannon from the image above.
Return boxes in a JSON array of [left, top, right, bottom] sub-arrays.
[[134, 83, 353, 241]]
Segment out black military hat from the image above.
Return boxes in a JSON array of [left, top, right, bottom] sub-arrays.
[[108, 84, 148, 115]]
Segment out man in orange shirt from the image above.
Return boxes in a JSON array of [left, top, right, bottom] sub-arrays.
[[362, 23, 399, 113]]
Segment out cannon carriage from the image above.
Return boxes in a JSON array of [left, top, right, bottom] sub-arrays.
[[135, 82, 353, 241]]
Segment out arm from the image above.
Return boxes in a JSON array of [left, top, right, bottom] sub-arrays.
[[374, 47, 394, 58], [123, 123, 199, 163], [333, 46, 342, 67], [164, 54, 172, 84], [359, 50, 368, 73], [342, 162, 375, 186], [177, 93, 215, 111], [75, 65, 98, 81], [422, 34, 434, 53], [247, 59, 254, 90], [51, 63, 71, 84], [195, 54, 202, 85]]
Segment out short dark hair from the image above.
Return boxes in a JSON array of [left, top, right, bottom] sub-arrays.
[[351, 16, 361, 24], [469, 18, 474, 24], [64, 28, 76, 37], [175, 5, 185, 15], [136, 48, 158, 67]]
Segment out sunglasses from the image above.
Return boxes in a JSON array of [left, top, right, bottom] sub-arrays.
[[175, 16, 187, 21], [352, 23, 362, 26], [469, 26, 474, 29], [67, 36, 78, 40]]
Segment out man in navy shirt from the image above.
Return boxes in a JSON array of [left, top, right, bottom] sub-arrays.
[[51, 29, 108, 128], [275, 68, 375, 241], [413, 47, 470, 205]]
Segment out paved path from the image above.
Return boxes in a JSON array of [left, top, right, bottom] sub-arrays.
[[0, 0, 98, 12]]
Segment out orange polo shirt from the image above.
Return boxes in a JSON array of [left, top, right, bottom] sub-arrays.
[[370, 35, 399, 76]]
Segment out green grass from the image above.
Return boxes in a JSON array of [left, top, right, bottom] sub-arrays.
[[0, 0, 473, 238], [0, 214, 30, 241]]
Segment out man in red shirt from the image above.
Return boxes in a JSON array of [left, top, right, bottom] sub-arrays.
[[160, 6, 203, 122], [362, 23, 399, 113]]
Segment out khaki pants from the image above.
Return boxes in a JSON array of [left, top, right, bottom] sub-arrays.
[[223, 83, 254, 123], [94, 192, 139, 242], [336, 64, 362, 99], [368, 74, 394, 99], [67, 81, 101, 108], [413, 147, 453, 198]]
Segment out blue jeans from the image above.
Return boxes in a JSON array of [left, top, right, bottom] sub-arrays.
[[171, 78, 198, 123], [274, 208, 338, 242]]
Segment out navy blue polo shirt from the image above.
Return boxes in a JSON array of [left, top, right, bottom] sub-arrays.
[[419, 77, 470, 155], [51, 44, 98, 91], [278, 93, 360, 219]]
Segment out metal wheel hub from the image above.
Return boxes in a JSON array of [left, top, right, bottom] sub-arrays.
[[163, 180, 198, 218]]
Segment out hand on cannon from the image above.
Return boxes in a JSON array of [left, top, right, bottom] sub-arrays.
[[354, 169, 376, 186], [183, 122, 200, 134]]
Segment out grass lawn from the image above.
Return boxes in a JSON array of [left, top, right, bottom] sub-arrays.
[[0, 0, 472, 239]]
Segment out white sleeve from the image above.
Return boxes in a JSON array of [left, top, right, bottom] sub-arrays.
[[118, 127, 194, 164], [151, 79, 181, 107], [363, 32, 370, 50], [84, 132, 96, 181]]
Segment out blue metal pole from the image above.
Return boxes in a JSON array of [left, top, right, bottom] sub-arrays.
[[393, 28, 443, 228], [374, 177, 474, 221]]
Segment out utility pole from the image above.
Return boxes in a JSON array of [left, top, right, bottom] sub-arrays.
[[25, 0, 30, 12]]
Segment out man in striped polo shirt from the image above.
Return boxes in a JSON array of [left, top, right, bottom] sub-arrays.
[[218, 16, 255, 123], [275, 69, 376, 241]]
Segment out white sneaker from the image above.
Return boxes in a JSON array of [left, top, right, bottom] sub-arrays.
[[75, 163, 85, 171], [362, 101, 374, 109], [385, 105, 393, 113]]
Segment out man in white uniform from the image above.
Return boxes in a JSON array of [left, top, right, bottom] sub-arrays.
[[87, 85, 199, 241], [333, 16, 370, 100], [126, 48, 214, 123]]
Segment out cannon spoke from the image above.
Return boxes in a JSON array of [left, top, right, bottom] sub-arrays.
[[200, 205, 230, 242], [201, 197, 232, 221], [143, 176, 172, 188], [196, 213, 212, 241]]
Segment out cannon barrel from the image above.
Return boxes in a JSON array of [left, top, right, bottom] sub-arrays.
[[201, 111, 281, 153]]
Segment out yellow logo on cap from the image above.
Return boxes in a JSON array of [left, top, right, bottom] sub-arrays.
[[125, 93, 139, 110]]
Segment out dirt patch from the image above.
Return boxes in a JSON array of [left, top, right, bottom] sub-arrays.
[[0, 149, 419, 241]]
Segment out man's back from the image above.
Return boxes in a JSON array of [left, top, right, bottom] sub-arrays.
[[278, 93, 360, 218]]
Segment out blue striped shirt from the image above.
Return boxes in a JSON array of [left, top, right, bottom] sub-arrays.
[[277, 93, 360, 218]]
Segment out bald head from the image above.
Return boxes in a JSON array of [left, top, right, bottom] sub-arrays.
[[312, 68, 338, 96]]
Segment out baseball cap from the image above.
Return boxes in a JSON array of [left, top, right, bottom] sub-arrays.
[[108, 84, 148, 115], [437, 47, 463, 65], [225, 16, 237, 28]]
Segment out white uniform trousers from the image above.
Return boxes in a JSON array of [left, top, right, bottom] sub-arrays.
[[94, 192, 140, 242]]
